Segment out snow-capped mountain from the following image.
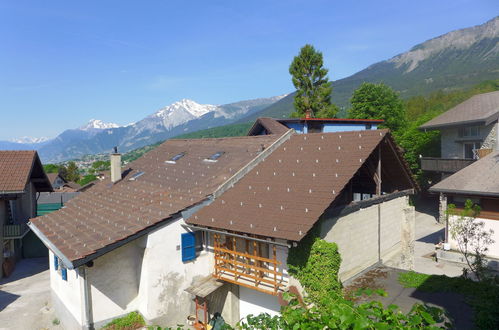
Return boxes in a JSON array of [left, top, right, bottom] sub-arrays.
[[79, 119, 121, 131], [0, 95, 283, 162], [147, 99, 217, 130], [9, 136, 51, 144]]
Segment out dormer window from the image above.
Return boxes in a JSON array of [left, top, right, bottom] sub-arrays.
[[128, 171, 145, 181], [165, 152, 186, 164], [204, 151, 225, 162]]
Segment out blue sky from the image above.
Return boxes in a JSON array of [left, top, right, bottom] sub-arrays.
[[0, 0, 497, 140]]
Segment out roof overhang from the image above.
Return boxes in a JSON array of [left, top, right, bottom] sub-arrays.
[[428, 187, 499, 198], [279, 118, 384, 124], [419, 119, 489, 131]]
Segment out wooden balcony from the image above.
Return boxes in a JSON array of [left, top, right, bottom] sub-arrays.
[[213, 234, 287, 295], [420, 157, 475, 173], [3, 223, 29, 238]]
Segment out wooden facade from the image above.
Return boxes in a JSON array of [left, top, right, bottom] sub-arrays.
[[212, 234, 286, 295]]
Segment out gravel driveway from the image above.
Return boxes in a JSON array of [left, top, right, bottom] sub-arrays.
[[0, 257, 62, 330]]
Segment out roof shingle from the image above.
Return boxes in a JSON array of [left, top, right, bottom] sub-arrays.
[[0, 150, 38, 193], [29, 135, 280, 266], [420, 91, 499, 129], [188, 130, 413, 241]]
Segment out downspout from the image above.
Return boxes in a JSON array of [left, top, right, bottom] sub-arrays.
[[79, 267, 94, 330]]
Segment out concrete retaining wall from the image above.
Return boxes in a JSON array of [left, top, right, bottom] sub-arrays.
[[320, 196, 414, 281]]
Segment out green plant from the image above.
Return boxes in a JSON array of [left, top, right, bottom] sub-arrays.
[[103, 311, 145, 329], [447, 200, 495, 281], [52, 318, 60, 325]]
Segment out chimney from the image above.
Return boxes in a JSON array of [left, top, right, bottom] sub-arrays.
[[305, 109, 313, 119], [110, 146, 122, 183]]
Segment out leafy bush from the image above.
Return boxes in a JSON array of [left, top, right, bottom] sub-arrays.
[[103, 311, 145, 330], [288, 235, 342, 304]]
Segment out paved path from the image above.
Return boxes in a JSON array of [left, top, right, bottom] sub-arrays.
[[0, 258, 61, 330], [345, 267, 473, 329], [413, 201, 463, 277]]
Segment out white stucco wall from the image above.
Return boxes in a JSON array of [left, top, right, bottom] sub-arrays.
[[320, 196, 413, 280], [87, 240, 145, 326], [448, 215, 499, 259], [136, 217, 214, 326], [49, 250, 83, 327], [239, 287, 280, 319]]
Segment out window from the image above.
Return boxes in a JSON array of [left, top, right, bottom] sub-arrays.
[[365, 124, 372, 130], [53, 255, 59, 270], [204, 151, 225, 162], [128, 171, 145, 181], [307, 122, 323, 133], [165, 152, 185, 164], [464, 142, 481, 159], [458, 126, 480, 138], [195, 231, 205, 252]]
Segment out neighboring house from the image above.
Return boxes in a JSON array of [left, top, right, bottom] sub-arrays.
[[47, 173, 82, 192], [28, 123, 417, 329], [248, 117, 382, 136], [419, 91, 499, 176], [430, 151, 499, 261], [47, 173, 68, 190], [0, 150, 52, 278], [37, 191, 80, 216]]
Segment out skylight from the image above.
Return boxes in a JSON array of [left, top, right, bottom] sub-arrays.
[[204, 151, 225, 162], [128, 171, 145, 181], [165, 152, 186, 164]]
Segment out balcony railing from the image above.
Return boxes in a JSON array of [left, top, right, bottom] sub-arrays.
[[213, 234, 287, 295], [420, 157, 476, 173], [3, 223, 29, 238]]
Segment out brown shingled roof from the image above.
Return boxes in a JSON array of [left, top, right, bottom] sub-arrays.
[[29, 135, 280, 267], [247, 118, 290, 136], [420, 91, 499, 130], [188, 130, 416, 241], [430, 151, 499, 197], [0, 150, 52, 193]]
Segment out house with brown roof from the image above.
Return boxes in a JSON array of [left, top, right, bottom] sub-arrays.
[[47, 172, 82, 192], [28, 123, 417, 329], [419, 91, 499, 176], [430, 151, 499, 264], [0, 150, 52, 278]]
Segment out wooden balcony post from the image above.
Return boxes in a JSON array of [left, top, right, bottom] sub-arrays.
[[273, 245, 277, 294]]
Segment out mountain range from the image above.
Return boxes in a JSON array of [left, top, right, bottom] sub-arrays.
[[241, 16, 499, 121], [2, 16, 498, 163], [0, 96, 285, 162]]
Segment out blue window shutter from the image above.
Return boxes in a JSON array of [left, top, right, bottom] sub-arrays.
[[61, 268, 67, 281], [181, 232, 196, 262], [54, 255, 59, 270]]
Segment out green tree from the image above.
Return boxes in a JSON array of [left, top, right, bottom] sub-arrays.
[[289, 44, 338, 118], [64, 161, 80, 182], [348, 82, 406, 131], [43, 164, 59, 174]]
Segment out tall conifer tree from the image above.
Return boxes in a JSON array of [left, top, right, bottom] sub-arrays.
[[289, 44, 337, 118]]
